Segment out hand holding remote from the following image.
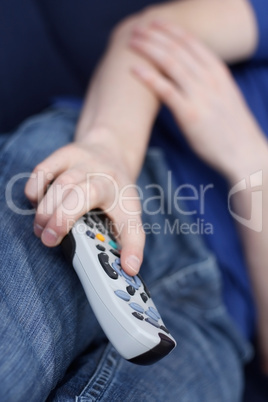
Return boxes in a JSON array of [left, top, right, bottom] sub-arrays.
[[25, 139, 145, 277], [62, 210, 176, 365]]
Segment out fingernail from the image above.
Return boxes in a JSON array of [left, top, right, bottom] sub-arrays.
[[34, 223, 44, 237], [42, 228, 59, 246], [125, 255, 141, 275]]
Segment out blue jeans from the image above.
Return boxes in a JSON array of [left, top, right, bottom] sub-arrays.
[[0, 108, 252, 401]]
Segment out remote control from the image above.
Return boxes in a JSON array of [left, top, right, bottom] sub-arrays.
[[62, 210, 176, 365]]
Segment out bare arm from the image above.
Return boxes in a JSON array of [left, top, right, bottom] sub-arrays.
[[136, 0, 258, 63], [231, 166, 268, 373], [130, 21, 268, 371], [75, 18, 160, 180]]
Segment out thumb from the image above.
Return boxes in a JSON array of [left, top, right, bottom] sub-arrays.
[[109, 208, 145, 277]]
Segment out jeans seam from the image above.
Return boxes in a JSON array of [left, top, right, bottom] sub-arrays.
[[76, 343, 121, 401]]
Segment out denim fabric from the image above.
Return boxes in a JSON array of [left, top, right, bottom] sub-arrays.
[[0, 109, 252, 402]]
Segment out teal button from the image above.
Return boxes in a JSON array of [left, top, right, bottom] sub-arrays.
[[109, 240, 118, 250]]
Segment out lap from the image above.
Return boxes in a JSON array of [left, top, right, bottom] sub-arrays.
[[0, 108, 104, 401], [0, 109, 251, 402]]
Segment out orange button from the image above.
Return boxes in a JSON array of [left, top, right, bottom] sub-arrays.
[[96, 233, 105, 242]]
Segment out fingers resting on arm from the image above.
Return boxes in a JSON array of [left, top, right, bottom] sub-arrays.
[[129, 21, 268, 180]]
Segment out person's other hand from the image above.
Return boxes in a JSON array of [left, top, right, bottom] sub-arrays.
[[129, 21, 267, 183], [25, 135, 145, 276]]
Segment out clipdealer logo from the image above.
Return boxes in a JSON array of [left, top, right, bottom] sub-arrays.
[[228, 170, 263, 232]]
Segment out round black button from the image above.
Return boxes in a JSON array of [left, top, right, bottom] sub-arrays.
[[132, 312, 144, 321], [140, 292, 148, 303], [110, 249, 120, 258], [96, 244, 105, 252], [126, 285, 135, 296]]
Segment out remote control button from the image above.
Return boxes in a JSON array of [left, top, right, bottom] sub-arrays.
[[109, 240, 118, 250], [129, 302, 144, 314], [84, 217, 94, 228], [108, 230, 117, 244], [125, 279, 139, 290], [148, 307, 161, 320], [96, 223, 106, 234], [110, 249, 120, 258], [86, 230, 95, 239], [121, 270, 132, 281], [160, 325, 170, 334], [132, 312, 144, 321], [115, 258, 121, 266], [114, 290, 131, 302], [145, 317, 160, 328], [145, 309, 159, 322], [126, 285, 135, 296], [98, 253, 118, 280], [112, 261, 122, 276], [134, 275, 142, 288], [140, 292, 148, 303], [96, 244, 105, 252], [90, 213, 102, 224], [96, 233, 105, 242]]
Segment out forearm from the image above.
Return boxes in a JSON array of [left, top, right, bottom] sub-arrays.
[[75, 17, 160, 180], [230, 147, 268, 370], [228, 139, 268, 320], [143, 0, 258, 63]]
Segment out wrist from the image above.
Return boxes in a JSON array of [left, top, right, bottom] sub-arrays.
[[75, 125, 116, 146], [227, 142, 268, 186], [75, 126, 145, 181], [220, 122, 268, 185]]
